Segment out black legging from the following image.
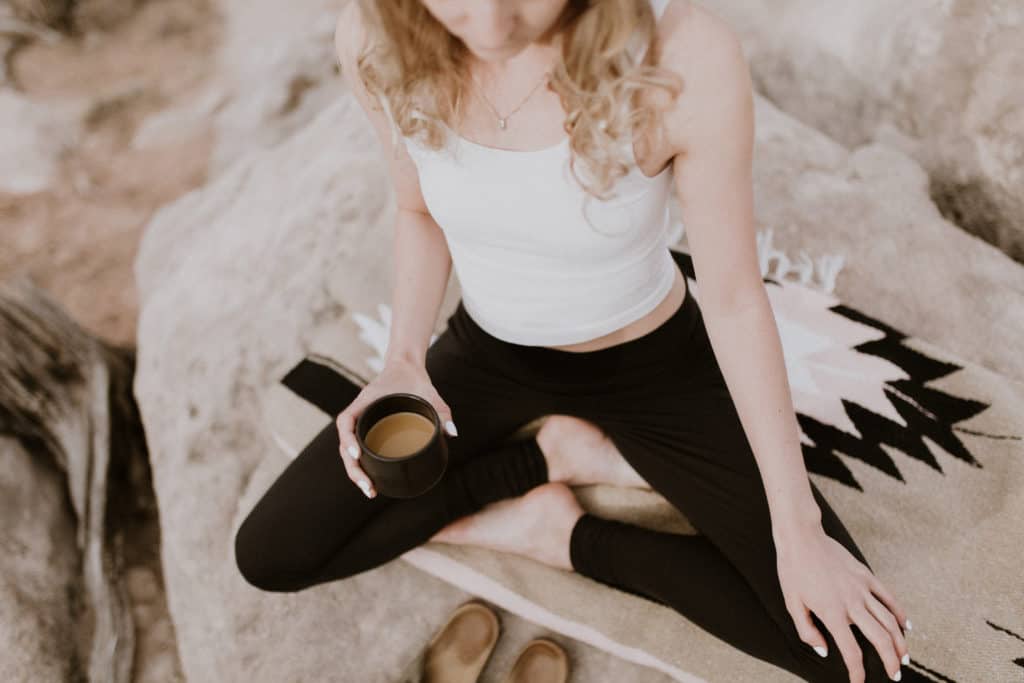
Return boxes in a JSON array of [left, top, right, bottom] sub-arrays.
[[235, 253, 906, 682]]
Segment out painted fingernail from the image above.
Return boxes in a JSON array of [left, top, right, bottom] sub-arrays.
[[347, 444, 360, 460], [901, 653, 910, 665], [358, 479, 373, 497], [444, 420, 458, 437], [904, 618, 912, 632], [891, 669, 901, 681], [813, 645, 827, 658]]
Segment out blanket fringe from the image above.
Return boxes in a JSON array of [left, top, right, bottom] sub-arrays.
[[356, 227, 846, 367], [670, 221, 844, 294], [755, 227, 846, 294]]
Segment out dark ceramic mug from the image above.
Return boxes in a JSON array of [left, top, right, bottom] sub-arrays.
[[355, 392, 449, 498]]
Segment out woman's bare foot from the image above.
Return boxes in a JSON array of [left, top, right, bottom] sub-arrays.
[[538, 415, 650, 489], [429, 482, 584, 571]]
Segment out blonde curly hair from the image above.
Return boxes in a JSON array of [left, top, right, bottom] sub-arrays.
[[353, 0, 684, 202]]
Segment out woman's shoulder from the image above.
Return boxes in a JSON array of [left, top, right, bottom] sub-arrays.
[[653, 1, 753, 155], [658, 1, 745, 64], [656, 1, 749, 103]]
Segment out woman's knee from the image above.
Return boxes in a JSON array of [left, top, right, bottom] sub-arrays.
[[233, 507, 349, 593], [234, 513, 299, 592]]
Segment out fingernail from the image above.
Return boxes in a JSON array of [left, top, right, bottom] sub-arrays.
[[891, 669, 901, 681], [904, 618, 912, 632], [901, 653, 910, 665], [813, 645, 827, 658], [444, 420, 458, 437], [347, 444, 360, 460], [358, 479, 373, 497]]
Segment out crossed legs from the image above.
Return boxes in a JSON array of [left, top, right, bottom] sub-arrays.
[[235, 304, 901, 681], [429, 404, 901, 683], [429, 415, 650, 569]]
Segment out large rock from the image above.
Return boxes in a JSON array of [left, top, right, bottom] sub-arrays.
[[701, 0, 1024, 262], [730, 97, 1024, 382], [134, 61, 1024, 680]]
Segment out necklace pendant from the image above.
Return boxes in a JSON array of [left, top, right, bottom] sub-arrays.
[[498, 117, 507, 130]]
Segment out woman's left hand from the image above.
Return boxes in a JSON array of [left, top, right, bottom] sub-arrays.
[[775, 527, 911, 683]]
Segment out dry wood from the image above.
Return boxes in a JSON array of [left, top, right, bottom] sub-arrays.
[[0, 275, 148, 683]]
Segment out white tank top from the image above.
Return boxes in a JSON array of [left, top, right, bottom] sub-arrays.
[[391, 0, 676, 347]]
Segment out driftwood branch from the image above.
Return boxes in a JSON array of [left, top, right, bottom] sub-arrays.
[[0, 275, 148, 683]]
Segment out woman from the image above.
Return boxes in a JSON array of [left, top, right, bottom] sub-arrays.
[[235, 1, 913, 681]]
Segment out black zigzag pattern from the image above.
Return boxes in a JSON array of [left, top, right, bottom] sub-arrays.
[[667, 247, 993, 492]]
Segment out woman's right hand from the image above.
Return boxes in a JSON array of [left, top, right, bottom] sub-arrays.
[[335, 358, 458, 498]]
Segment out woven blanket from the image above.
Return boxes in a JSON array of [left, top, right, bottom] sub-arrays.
[[263, 247, 1024, 682]]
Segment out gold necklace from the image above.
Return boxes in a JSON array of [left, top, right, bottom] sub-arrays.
[[467, 68, 552, 130]]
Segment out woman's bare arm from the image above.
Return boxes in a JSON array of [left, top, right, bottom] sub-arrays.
[[335, 3, 453, 368], [661, 5, 910, 679]]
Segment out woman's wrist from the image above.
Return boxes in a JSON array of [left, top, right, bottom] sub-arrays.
[[384, 347, 427, 371], [770, 498, 824, 549]]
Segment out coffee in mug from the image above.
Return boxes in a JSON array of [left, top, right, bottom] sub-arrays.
[[355, 392, 449, 498], [363, 411, 436, 459]]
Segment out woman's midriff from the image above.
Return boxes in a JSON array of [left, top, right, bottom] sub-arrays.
[[546, 265, 688, 353]]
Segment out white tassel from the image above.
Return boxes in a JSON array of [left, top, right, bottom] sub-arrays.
[[815, 253, 846, 294], [754, 227, 846, 293], [794, 250, 815, 286], [354, 304, 438, 372], [355, 227, 849, 365]]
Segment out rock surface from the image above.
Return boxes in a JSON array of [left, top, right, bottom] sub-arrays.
[[134, 75, 1024, 683], [740, 97, 1024, 382], [702, 0, 1024, 262]]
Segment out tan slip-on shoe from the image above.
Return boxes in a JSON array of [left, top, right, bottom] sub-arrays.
[[397, 600, 501, 683], [499, 637, 570, 683]]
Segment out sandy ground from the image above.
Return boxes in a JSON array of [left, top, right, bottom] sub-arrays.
[[1, 1, 218, 680]]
